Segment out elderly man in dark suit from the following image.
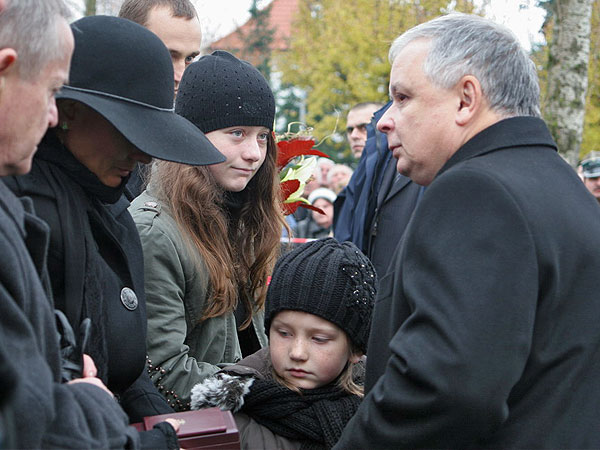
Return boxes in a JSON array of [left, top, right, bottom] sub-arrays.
[[335, 13, 600, 449]]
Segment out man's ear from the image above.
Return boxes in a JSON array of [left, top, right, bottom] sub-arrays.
[[455, 75, 483, 126], [0, 48, 17, 75]]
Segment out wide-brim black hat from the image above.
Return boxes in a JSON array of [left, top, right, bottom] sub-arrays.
[[58, 15, 224, 166]]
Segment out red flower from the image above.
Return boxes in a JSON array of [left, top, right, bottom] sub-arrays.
[[281, 200, 325, 216], [280, 179, 300, 199], [277, 138, 329, 170], [276, 134, 329, 216]]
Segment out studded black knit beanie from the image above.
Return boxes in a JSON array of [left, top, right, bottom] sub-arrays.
[[264, 238, 377, 353], [175, 50, 275, 133]]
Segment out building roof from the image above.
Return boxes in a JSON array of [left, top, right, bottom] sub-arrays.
[[208, 0, 299, 58]]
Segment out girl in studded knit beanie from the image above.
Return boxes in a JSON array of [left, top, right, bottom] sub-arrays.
[[190, 238, 377, 450], [130, 51, 288, 411]]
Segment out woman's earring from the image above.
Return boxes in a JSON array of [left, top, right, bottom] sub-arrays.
[[60, 122, 69, 131]]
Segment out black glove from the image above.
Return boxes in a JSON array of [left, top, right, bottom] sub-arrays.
[[55, 310, 91, 382]]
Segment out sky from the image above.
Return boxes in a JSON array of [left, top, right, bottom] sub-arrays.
[[70, 0, 547, 52], [193, 0, 547, 51]]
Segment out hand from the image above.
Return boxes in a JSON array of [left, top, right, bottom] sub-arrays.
[[67, 354, 114, 398], [164, 418, 181, 433], [81, 353, 97, 377]]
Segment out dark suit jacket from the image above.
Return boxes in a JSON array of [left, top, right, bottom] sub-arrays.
[[366, 158, 423, 279], [334, 102, 422, 273], [335, 117, 600, 449], [333, 105, 389, 251], [0, 182, 139, 449]]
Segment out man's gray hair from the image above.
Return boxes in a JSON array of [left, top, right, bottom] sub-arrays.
[[389, 13, 540, 118], [0, 0, 71, 79]]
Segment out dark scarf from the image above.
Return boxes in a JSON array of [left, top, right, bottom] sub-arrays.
[[223, 189, 247, 224], [241, 378, 361, 449], [223, 190, 261, 356], [38, 132, 129, 204], [33, 131, 129, 382]]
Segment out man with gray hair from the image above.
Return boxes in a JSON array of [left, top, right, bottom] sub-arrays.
[[0, 1, 147, 447], [335, 13, 600, 449]]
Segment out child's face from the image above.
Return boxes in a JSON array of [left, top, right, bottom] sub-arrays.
[[269, 310, 360, 390]]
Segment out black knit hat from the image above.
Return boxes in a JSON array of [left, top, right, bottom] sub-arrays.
[[264, 238, 377, 353], [175, 50, 275, 133]]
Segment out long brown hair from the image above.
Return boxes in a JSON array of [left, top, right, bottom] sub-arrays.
[[151, 133, 287, 328]]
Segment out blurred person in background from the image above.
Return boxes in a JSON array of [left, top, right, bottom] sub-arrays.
[[296, 187, 336, 239], [346, 102, 383, 160], [327, 163, 353, 194], [316, 156, 334, 187], [581, 155, 600, 204]]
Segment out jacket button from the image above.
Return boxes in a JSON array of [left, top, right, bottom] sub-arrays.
[[120, 287, 138, 311]]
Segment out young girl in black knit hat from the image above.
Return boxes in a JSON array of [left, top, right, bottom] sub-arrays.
[[130, 50, 288, 411], [190, 237, 377, 449]]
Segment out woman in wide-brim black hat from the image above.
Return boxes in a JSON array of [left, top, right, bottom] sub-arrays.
[[4, 15, 224, 449]]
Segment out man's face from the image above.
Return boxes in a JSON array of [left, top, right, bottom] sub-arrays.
[[145, 6, 202, 98], [346, 106, 377, 159], [319, 161, 332, 185], [63, 104, 152, 187], [584, 176, 600, 203], [0, 19, 73, 176], [377, 40, 461, 186], [312, 198, 334, 229]]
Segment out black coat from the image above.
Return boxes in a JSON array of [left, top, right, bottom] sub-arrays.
[[335, 117, 600, 449], [4, 133, 173, 424], [365, 157, 423, 279], [334, 102, 423, 280], [0, 182, 139, 448]]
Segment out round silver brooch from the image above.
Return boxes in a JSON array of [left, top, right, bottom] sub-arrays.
[[120, 287, 138, 311]]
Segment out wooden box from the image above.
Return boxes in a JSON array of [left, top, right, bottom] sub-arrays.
[[134, 407, 240, 449]]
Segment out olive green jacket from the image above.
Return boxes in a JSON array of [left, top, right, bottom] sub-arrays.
[[129, 190, 268, 411]]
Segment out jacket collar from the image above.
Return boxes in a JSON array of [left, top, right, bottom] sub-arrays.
[[0, 182, 50, 278], [437, 116, 557, 179], [0, 182, 26, 237]]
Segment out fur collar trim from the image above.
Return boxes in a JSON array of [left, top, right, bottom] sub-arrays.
[[190, 373, 254, 412]]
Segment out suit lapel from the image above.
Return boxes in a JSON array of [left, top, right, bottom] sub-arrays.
[[378, 158, 412, 206]]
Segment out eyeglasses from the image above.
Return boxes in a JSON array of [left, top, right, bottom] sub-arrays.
[[346, 123, 369, 134]]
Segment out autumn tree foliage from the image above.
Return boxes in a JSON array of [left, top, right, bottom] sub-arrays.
[[276, 0, 479, 158], [580, 1, 600, 158]]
